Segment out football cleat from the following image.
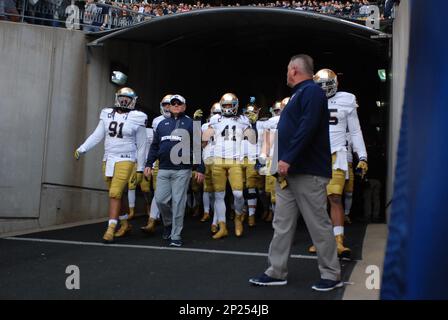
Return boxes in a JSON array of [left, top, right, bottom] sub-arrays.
[[114, 220, 132, 237], [141, 217, 156, 234], [211, 223, 218, 234], [103, 223, 117, 243], [234, 214, 244, 237], [128, 207, 135, 220], [335, 235, 351, 259], [248, 215, 256, 227], [212, 222, 228, 240], [200, 212, 210, 222]]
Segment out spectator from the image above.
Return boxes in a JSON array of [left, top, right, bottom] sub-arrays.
[[249, 54, 342, 291]]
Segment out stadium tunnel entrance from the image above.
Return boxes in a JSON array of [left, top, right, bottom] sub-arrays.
[[87, 7, 390, 219]]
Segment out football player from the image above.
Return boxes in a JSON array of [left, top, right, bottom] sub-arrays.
[[127, 121, 153, 221], [258, 99, 287, 222], [240, 100, 261, 227], [344, 132, 355, 224], [75, 87, 147, 243], [202, 93, 250, 239], [141, 94, 172, 234], [311, 69, 368, 258], [201, 102, 222, 231]]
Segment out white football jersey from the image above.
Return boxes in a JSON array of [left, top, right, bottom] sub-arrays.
[[209, 114, 250, 159], [346, 132, 353, 163], [201, 122, 213, 160], [328, 92, 367, 159], [77, 108, 147, 173], [263, 115, 280, 157], [240, 121, 264, 161]]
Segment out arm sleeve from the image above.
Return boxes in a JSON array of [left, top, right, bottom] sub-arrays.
[[347, 108, 368, 160], [280, 88, 325, 164], [146, 126, 160, 168], [77, 120, 105, 154], [136, 126, 147, 172]]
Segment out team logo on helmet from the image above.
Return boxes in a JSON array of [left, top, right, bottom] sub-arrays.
[[314, 69, 338, 98], [219, 93, 239, 117], [115, 87, 137, 110]]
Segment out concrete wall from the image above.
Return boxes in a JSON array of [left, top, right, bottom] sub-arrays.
[[387, 1, 411, 220], [0, 21, 153, 234]]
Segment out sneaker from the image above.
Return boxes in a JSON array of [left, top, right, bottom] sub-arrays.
[[249, 273, 287, 286], [169, 239, 182, 247], [311, 279, 344, 292], [162, 226, 172, 240]]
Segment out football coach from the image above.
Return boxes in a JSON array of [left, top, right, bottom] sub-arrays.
[[145, 94, 204, 247], [250, 54, 342, 291]]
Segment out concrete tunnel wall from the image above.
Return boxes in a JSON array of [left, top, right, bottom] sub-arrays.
[[0, 8, 399, 234]]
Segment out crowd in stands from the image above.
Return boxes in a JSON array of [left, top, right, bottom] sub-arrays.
[[1, 0, 389, 31]]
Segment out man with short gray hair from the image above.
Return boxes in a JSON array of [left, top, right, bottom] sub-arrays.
[[249, 54, 342, 291]]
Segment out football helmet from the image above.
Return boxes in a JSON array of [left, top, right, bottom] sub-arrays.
[[313, 68, 338, 98], [219, 93, 239, 117], [281, 97, 290, 108], [270, 101, 283, 117], [160, 94, 172, 117], [210, 102, 222, 115], [243, 103, 259, 124], [114, 87, 137, 110], [111, 71, 127, 86]]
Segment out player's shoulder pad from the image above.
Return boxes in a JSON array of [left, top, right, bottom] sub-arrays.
[[209, 114, 221, 125], [238, 115, 250, 125], [335, 92, 357, 108], [100, 108, 114, 120], [128, 110, 148, 126], [201, 122, 210, 131]]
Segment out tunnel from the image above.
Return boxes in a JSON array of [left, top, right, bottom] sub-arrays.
[[88, 7, 391, 218]]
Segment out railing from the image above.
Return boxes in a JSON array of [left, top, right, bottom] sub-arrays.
[[0, 0, 151, 31], [0, 1, 387, 32]]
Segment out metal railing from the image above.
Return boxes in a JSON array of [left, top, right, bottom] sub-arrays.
[[0, 0, 151, 31], [0, 1, 387, 32]]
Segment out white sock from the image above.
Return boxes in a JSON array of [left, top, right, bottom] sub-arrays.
[[232, 190, 245, 215], [212, 210, 218, 225], [214, 192, 226, 223], [344, 193, 353, 215], [203, 192, 211, 213], [333, 226, 344, 236], [108, 219, 118, 226], [119, 214, 128, 221], [128, 189, 136, 208], [150, 198, 159, 219]]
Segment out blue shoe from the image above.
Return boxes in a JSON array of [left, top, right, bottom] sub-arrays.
[[311, 279, 344, 292], [169, 239, 182, 247], [249, 273, 287, 286], [162, 226, 172, 240]]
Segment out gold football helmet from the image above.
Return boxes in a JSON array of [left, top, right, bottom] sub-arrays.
[[270, 101, 283, 117], [314, 69, 338, 98], [210, 102, 222, 115], [243, 103, 259, 124], [219, 93, 239, 117], [160, 94, 172, 117], [281, 97, 290, 108], [115, 87, 137, 110]]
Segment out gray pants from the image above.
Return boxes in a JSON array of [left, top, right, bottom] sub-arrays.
[[155, 169, 192, 241], [265, 174, 341, 281]]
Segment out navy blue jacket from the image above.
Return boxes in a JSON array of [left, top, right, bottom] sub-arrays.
[[278, 79, 332, 178], [146, 114, 205, 173]]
